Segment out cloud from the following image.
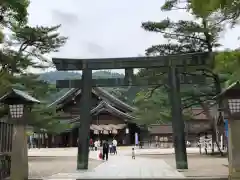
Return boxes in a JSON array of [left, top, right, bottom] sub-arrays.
[[27, 0, 240, 74], [84, 42, 105, 57], [51, 10, 79, 26]]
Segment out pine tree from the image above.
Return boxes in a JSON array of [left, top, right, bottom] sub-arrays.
[[0, 1, 70, 133], [134, 0, 232, 154]]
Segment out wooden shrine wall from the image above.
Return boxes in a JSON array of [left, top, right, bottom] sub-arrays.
[[91, 113, 125, 125]]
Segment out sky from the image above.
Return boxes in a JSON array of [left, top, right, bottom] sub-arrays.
[[28, 0, 240, 74]]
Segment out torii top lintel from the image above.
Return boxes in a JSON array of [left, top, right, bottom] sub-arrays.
[[52, 52, 211, 71]]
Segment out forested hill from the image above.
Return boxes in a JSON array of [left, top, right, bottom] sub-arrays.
[[38, 71, 138, 104], [38, 70, 124, 84]]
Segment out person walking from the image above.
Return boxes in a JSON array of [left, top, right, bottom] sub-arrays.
[[102, 140, 109, 161], [132, 147, 136, 159], [97, 139, 101, 149], [89, 138, 93, 150], [109, 142, 113, 154], [94, 140, 98, 151], [112, 138, 117, 155]]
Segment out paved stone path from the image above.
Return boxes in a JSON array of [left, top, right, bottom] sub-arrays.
[[29, 147, 217, 179], [45, 153, 184, 179]]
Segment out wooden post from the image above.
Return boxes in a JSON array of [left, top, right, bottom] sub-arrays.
[[69, 131, 73, 147], [168, 66, 188, 169], [48, 134, 52, 148], [77, 66, 92, 169]]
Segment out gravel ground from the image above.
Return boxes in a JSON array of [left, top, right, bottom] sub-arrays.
[[139, 154, 228, 177], [28, 156, 102, 179]]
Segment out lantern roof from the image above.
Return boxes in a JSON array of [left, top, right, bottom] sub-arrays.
[[215, 81, 240, 99], [0, 88, 41, 105]]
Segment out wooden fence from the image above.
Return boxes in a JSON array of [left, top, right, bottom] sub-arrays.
[[0, 121, 13, 179]]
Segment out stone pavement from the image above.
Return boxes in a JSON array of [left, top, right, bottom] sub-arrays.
[[139, 153, 228, 178], [29, 147, 225, 179], [28, 147, 200, 158], [43, 149, 184, 179], [28, 156, 102, 179]]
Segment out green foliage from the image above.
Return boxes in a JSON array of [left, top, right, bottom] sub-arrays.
[[12, 25, 67, 54], [0, 1, 69, 133], [133, 88, 171, 125], [28, 106, 72, 134], [0, 0, 29, 26], [134, 0, 230, 125], [215, 50, 240, 83], [133, 87, 195, 125], [190, 0, 240, 23]]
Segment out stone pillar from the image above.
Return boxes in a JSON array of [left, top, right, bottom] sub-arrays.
[[0, 122, 2, 151], [44, 134, 48, 148], [10, 124, 28, 180], [228, 119, 240, 180], [47, 134, 52, 148], [69, 131, 73, 147]]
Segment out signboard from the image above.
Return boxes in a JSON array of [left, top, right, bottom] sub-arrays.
[[224, 119, 228, 138], [135, 133, 139, 145], [56, 73, 206, 88]]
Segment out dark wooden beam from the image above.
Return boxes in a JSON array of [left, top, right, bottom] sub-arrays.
[[52, 52, 212, 71], [56, 74, 206, 88]]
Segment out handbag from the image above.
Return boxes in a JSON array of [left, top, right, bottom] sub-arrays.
[[99, 152, 103, 159]]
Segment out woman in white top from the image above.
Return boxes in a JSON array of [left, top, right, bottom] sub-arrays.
[[94, 140, 98, 151], [112, 139, 117, 155]]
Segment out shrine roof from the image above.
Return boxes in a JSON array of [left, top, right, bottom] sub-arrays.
[[60, 100, 135, 131], [61, 100, 135, 123], [48, 87, 135, 112]]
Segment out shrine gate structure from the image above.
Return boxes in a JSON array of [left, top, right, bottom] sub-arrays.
[[52, 52, 211, 170]]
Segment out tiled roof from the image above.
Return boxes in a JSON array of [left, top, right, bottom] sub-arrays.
[[91, 101, 135, 120], [48, 87, 135, 112], [61, 100, 135, 131], [148, 124, 173, 134], [184, 108, 215, 120], [48, 88, 78, 107]]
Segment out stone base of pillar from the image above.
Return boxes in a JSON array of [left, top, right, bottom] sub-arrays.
[[229, 172, 240, 180], [228, 120, 240, 180], [10, 125, 28, 180]]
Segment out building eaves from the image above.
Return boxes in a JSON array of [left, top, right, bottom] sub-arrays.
[[48, 88, 78, 107], [48, 87, 136, 113], [93, 87, 136, 111]]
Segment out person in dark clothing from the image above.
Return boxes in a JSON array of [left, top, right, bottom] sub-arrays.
[[89, 138, 93, 150], [102, 140, 109, 161]]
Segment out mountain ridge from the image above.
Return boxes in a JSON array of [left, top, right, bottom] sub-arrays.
[[38, 70, 124, 84], [38, 70, 128, 103]]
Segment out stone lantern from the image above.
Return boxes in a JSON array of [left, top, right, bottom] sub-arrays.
[[0, 88, 40, 180], [217, 81, 240, 180]]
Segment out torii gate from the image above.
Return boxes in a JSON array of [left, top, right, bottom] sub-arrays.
[[52, 52, 211, 170]]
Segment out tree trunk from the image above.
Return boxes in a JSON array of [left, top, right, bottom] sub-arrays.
[[212, 125, 224, 156], [215, 140, 224, 156], [211, 131, 215, 153]]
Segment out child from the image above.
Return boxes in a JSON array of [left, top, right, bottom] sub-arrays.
[[132, 147, 135, 159]]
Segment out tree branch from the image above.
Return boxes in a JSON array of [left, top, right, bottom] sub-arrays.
[[144, 84, 164, 99]]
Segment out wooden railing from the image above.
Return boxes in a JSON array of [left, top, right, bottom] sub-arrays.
[[141, 140, 174, 148], [0, 154, 11, 179], [0, 121, 13, 179]]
